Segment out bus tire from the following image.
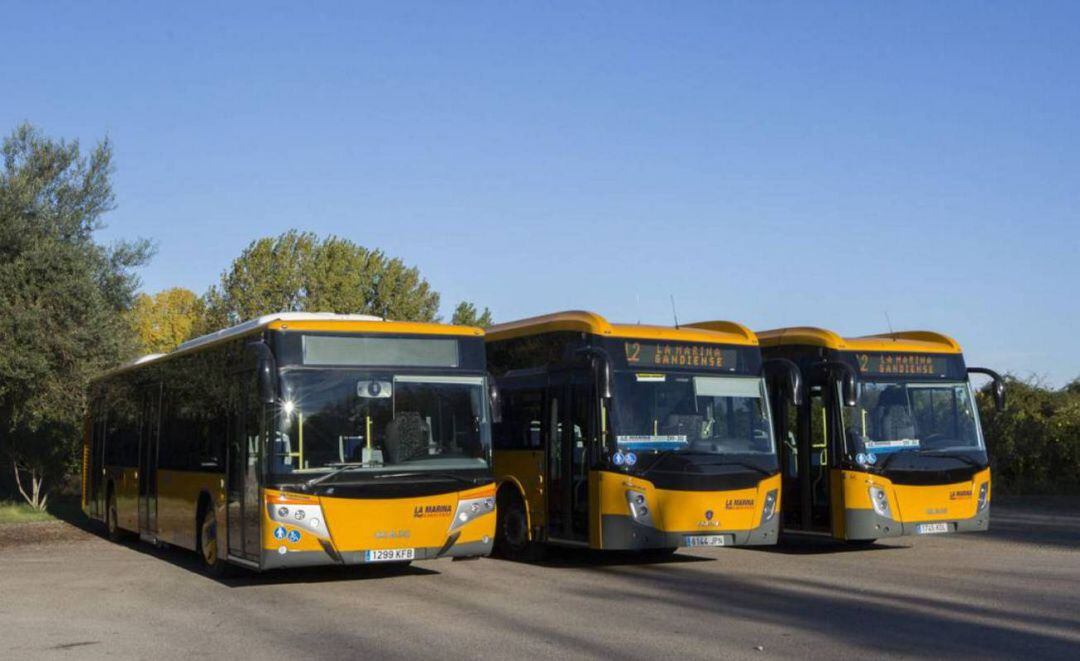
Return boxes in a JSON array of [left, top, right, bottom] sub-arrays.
[[495, 488, 542, 561], [197, 499, 230, 578], [106, 487, 123, 542]]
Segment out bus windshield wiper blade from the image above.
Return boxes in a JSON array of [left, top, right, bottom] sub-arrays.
[[306, 463, 370, 488], [642, 450, 711, 472], [373, 471, 480, 485]]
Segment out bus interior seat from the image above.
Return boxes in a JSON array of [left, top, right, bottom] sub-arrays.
[[875, 387, 916, 441], [664, 414, 703, 440], [384, 412, 430, 464]]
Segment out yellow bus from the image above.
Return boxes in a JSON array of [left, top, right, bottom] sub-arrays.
[[486, 311, 801, 558], [83, 313, 497, 574], [756, 327, 1005, 543]]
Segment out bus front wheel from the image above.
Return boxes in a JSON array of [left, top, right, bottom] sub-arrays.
[[495, 489, 542, 561]]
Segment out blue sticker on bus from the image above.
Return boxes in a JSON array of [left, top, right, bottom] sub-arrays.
[[273, 526, 287, 540], [287, 529, 301, 543], [613, 452, 625, 466], [625, 452, 637, 466]]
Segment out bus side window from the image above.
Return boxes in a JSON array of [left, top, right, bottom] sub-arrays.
[[494, 388, 544, 451]]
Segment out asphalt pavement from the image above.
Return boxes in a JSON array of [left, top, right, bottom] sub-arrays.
[[1, 499, 1077, 660]]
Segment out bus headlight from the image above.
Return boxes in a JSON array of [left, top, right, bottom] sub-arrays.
[[625, 490, 654, 527], [977, 482, 989, 511], [450, 496, 495, 532], [869, 486, 891, 518], [760, 490, 778, 524], [266, 494, 329, 540]]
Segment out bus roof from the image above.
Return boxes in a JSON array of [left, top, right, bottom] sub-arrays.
[[101, 312, 484, 379], [756, 326, 962, 354], [486, 310, 758, 346]]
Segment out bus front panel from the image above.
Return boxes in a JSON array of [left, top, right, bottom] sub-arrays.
[[260, 485, 496, 568], [593, 470, 780, 549], [833, 467, 990, 540]]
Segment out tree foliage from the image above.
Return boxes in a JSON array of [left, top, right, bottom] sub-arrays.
[[203, 231, 441, 327], [978, 377, 1080, 496], [128, 287, 205, 354], [451, 301, 494, 328], [0, 124, 152, 508]]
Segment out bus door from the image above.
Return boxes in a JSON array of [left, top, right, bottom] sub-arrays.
[[87, 405, 105, 519], [546, 370, 592, 543], [227, 374, 263, 561], [137, 383, 161, 537], [782, 386, 832, 533]]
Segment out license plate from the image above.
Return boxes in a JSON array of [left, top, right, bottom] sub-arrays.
[[364, 548, 416, 562], [684, 535, 727, 547], [917, 522, 951, 534]]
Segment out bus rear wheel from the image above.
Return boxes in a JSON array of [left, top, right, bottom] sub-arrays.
[[197, 503, 230, 577], [106, 490, 122, 542]]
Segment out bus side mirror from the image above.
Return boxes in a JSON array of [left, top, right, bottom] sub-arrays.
[[822, 361, 859, 407], [247, 340, 278, 405], [576, 347, 613, 399], [763, 358, 803, 406], [489, 376, 503, 424], [968, 367, 1006, 411]]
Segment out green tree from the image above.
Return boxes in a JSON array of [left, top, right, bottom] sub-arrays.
[[203, 231, 440, 327], [0, 124, 152, 509], [128, 287, 205, 354], [451, 301, 494, 328], [978, 376, 1080, 495]]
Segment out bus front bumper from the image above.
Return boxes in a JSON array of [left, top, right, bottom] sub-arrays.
[[844, 506, 990, 541], [261, 538, 494, 570], [599, 513, 779, 550]]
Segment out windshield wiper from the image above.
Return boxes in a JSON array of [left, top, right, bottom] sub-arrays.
[[641, 449, 711, 472], [373, 471, 482, 485], [305, 462, 373, 488]]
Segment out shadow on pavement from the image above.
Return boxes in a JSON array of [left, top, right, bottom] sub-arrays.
[[985, 497, 1080, 549], [490, 545, 715, 568], [114, 536, 441, 587], [572, 563, 1080, 659], [746, 534, 910, 555]]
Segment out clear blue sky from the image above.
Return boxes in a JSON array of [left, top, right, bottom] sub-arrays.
[[3, 2, 1077, 385]]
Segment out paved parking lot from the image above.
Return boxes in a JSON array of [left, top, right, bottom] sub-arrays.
[[1, 500, 1077, 660]]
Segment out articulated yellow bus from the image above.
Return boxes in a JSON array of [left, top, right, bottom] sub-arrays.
[[756, 327, 1004, 543], [83, 313, 497, 574], [486, 311, 800, 557]]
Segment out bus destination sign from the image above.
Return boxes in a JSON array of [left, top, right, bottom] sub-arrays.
[[624, 341, 737, 371], [856, 353, 953, 378]]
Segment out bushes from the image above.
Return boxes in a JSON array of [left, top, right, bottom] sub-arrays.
[[979, 377, 1080, 495]]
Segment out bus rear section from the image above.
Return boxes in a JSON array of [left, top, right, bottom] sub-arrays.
[[758, 327, 1004, 542], [486, 311, 796, 557], [83, 313, 497, 573]]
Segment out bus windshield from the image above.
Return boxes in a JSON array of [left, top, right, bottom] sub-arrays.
[[273, 369, 490, 474], [611, 373, 775, 455], [842, 381, 984, 457]]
